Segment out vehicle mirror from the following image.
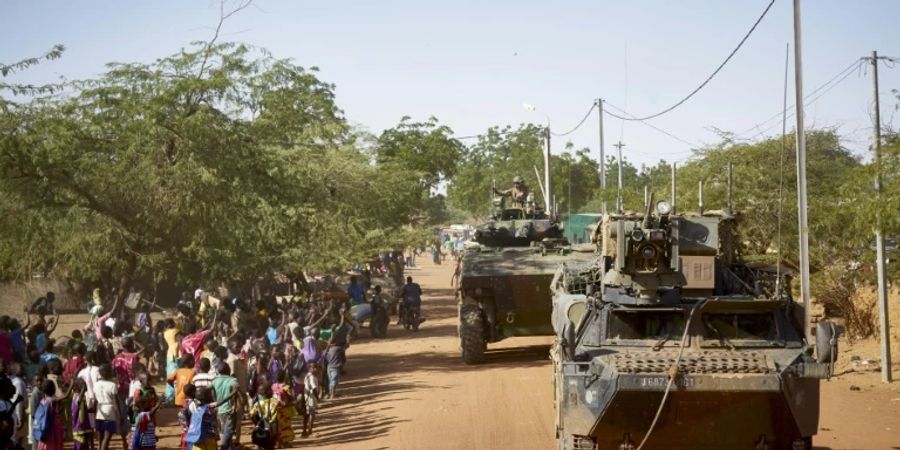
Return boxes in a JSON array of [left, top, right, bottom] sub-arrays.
[[815, 321, 839, 364]]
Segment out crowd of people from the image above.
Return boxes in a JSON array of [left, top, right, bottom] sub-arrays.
[[0, 272, 426, 450]]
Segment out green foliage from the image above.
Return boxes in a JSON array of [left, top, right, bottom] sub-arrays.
[[0, 43, 419, 293], [375, 116, 465, 190], [553, 143, 602, 214], [0, 44, 66, 98], [447, 125, 600, 217]]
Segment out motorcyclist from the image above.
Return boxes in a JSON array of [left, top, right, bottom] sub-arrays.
[[397, 276, 424, 326]]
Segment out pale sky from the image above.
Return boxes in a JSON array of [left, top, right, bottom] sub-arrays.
[[3, 0, 899, 168]]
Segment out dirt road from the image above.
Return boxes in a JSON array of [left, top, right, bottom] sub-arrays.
[[56, 259, 897, 449]]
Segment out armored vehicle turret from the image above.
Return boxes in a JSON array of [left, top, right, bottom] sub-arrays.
[[550, 190, 837, 450], [473, 194, 565, 247], [456, 194, 595, 364]]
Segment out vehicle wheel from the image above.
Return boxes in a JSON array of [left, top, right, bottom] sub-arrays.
[[459, 304, 486, 364]]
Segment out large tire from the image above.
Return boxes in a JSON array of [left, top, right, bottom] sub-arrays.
[[459, 304, 487, 364]]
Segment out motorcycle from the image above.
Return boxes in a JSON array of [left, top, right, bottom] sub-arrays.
[[350, 301, 390, 339], [400, 302, 421, 332]]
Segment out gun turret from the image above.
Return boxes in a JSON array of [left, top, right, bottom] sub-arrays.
[[601, 199, 684, 304]]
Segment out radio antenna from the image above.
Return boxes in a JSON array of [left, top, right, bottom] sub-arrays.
[[776, 43, 790, 295]]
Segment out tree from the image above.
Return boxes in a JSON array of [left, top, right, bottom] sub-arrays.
[[670, 130, 861, 269], [552, 143, 602, 214], [449, 124, 556, 217], [0, 42, 420, 298], [375, 116, 465, 191]]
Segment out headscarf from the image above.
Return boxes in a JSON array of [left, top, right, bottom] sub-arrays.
[[301, 335, 322, 364]]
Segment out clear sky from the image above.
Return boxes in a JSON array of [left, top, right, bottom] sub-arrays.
[[3, 0, 899, 168]]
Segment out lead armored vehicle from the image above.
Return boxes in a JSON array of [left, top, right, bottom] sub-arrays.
[[550, 194, 837, 450], [456, 195, 594, 364]]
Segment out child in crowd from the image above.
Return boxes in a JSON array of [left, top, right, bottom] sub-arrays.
[[94, 364, 120, 450], [185, 387, 217, 450], [211, 363, 239, 450], [34, 379, 63, 450], [71, 379, 94, 450], [177, 384, 196, 450], [8, 363, 27, 448], [302, 362, 319, 437], [191, 359, 214, 391], [63, 343, 87, 386], [249, 383, 278, 450], [168, 355, 195, 409], [130, 389, 161, 450], [272, 372, 295, 447]]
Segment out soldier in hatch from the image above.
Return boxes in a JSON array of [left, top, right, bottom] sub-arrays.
[[493, 176, 529, 208]]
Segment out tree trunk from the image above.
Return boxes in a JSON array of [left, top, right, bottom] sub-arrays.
[[115, 250, 139, 315]]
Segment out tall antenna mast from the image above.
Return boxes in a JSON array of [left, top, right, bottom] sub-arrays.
[[544, 127, 553, 217], [793, 0, 812, 343], [776, 43, 790, 296], [698, 181, 704, 215], [598, 98, 607, 215], [614, 141, 625, 213], [726, 162, 733, 215], [671, 163, 677, 215]]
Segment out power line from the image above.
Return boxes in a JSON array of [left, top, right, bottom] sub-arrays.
[[603, 101, 701, 148], [612, 0, 775, 121], [736, 58, 864, 138], [738, 58, 864, 141], [550, 102, 597, 137]]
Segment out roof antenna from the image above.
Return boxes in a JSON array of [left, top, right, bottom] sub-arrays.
[[698, 181, 704, 215], [776, 43, 790, 296], [726, 162, 733, 216], [614, 141, 625, 213], [671, 163, 677, 215]]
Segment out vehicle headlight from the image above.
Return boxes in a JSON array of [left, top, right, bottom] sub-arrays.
[[656, 200, 672, 215], [631, 229, 645, 242]]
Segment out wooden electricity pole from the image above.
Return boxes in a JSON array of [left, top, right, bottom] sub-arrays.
[[867, 50, 892, 383]]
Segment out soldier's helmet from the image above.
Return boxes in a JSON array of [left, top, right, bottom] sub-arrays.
[[513, 176, 524, 184]]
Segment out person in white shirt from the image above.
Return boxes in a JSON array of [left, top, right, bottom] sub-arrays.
[[191, 358, 215, 390], [94, 364, 121, 450], [76, 352, 101, 402], [6, 363, 26, 446]]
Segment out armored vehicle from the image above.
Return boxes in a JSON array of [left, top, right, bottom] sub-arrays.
[[550, 195, 837, 450], [456, 195, 595, 364]]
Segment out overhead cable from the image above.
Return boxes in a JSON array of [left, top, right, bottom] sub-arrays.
[[739, 59, 864, 141], [550, 102, 597, 137], [613, 0, 776, 121], [603, 101, 700, 148], [736, 58, 864, 138]]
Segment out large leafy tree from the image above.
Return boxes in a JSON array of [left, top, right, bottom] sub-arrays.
[[0, 42, 419, 297], [447, 125, 602, 217], [374, 116, 465, 191]]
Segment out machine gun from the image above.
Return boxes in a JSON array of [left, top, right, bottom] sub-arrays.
[[598, 194, 685, 304]]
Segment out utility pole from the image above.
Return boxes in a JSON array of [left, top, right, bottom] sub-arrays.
[[544, 127, 554, 217], [598, 98, 607, 215], [793, 0, 812, 344], [867, 50, 892, 383], [614, 141, 625, 213]]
